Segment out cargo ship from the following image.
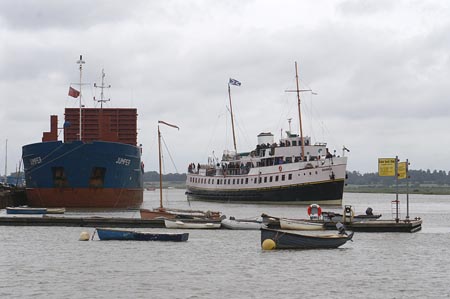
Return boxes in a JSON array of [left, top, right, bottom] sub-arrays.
[[22, 56, 143, 208], [185, 62, 348, 205]]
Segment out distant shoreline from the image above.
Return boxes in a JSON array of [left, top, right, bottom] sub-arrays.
[[344, 185, 450, 195], [145, 182, 450, 195]]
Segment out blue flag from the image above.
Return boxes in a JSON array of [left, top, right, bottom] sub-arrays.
[[229, 78, 241, 86]]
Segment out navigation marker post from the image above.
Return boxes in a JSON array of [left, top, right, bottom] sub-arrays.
[[378, 156, 411, 223]]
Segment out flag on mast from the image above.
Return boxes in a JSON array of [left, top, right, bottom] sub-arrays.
[[68, 86, 80, 98], [158, 120, 179, 130], [229, 78, 241, 86]]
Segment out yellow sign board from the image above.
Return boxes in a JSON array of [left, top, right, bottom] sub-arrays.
[[398, 162, 408, 179], [378, 158, 396, 176]]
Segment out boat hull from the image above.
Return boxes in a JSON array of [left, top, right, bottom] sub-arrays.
[[221, 218, 264, 230], [6, 207, 47, 215], [186, 179, 344, 205], [22, 140, 144, 208], [96, 228, 189, 241], [261, 228, 353, 249], [164, 219, 221, 229], [279, 218, 325, 230]]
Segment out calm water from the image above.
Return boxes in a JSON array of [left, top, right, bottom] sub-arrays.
[[1, 190, 450, 298]]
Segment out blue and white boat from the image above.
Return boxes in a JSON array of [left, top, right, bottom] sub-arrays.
[[95, 228, 189, 242], [6, 206, 47, 215]]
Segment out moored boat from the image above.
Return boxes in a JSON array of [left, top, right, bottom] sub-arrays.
[[221, 217, 265, 230], [6, 206, 47, 215], [164, 219, 221, 229], [322, 206, 381, 222], [261, 227, 353, 250], [279, 218, 325, 230], [139, 121, 223, 220], [46, 208, 66, 214], [22, 56, 143, 208], [186, 63, 347, 205], [95, 228, 189, 241]]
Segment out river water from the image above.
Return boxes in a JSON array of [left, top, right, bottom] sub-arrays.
[[1, 190, 449, 298]]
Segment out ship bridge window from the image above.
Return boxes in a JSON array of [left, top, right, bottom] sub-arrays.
[[245, 178, 248, 184], [275, 175, 279, 182], [52, 167, 69, 187], [288, 173, 292, 180], [89, 167, 106, 188], [292, 141, 297, 146], [264, 177, 267, 183], [270, 176, 273, 182], [281, 175, 285, 181]]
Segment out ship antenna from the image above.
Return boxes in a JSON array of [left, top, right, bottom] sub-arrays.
[[287, 118, 292, 134], [76, 55, 85, 141], [94, 69, 111, 109]]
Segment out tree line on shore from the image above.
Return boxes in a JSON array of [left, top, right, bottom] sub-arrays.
[[346, 169, 450, 186], [144, 169, 450, 186]]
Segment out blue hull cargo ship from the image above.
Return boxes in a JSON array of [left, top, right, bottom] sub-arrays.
[[22, 57, 143, 208]]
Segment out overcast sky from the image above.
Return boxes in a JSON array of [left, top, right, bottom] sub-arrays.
[[1, 0, 450, 175]]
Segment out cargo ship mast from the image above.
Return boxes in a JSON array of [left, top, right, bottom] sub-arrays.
[[94, 69, 111, 108], [76, 55, 85, 140]]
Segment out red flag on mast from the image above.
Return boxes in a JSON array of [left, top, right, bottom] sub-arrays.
[[68, 86, 80, 98]]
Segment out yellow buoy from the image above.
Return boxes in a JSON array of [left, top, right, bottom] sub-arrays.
[[79, 231, 90, 241], [262, 239, 276, 250]]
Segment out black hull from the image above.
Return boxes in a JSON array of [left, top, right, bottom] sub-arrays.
[[186, 180, 344, 204], [261, 228, 353, 249]]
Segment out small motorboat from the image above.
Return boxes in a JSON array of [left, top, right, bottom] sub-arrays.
[[221, 216, 265, 230], [279, 218, 324, 230], [164, 219, 221, 229], [322, 207, 381, 222], [140, 208, 223, 220], [261, 224, 354, 250], [95, 228, 189, 241]]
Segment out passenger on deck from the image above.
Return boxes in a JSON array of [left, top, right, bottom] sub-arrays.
[[326, 148, 333, 159]]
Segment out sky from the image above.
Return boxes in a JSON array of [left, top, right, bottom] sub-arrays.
[[1, 0, 450, 175]]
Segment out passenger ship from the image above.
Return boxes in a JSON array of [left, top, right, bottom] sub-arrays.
[[185, 63, 348, 205]]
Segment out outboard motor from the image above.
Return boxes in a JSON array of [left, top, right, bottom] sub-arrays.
[[366, 207, 373, 216], [336, 222, 347, 235]]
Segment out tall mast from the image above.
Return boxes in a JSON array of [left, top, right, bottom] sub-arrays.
[[157, 120, 180, 209], [294, 62, 305, 160], [228, 83, 237, 153], [285, 62, 314, 161], [76, 55, 85, 141], [158, 124, 163, 209], [94, 69, 111, 109], [3, 139, 7, 183]]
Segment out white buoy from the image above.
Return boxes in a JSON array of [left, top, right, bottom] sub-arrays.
[[79, 231, 90, 241]]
